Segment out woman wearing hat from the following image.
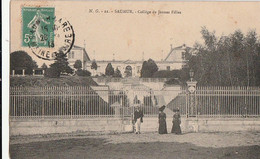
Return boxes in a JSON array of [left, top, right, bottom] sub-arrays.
[[171, 108, 182, 134], [158, 105, 167, 134]]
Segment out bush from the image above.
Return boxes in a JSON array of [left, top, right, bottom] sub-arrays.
[[105, 63, 114, 76], [10, 50, 38, 75], [152, 70, 180, 78], [91, 61, 98, 70], [113, 68, 122, 78], [49, 51, 73, 76], [76, 70, 91, 76], [73, 60, 82, 70], [140, 59, 158, 77], [165, 78, 181, 85], [44, 67, 60, 78]]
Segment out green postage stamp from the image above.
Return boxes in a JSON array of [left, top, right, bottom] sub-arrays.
[[22, 7, 55, 48]]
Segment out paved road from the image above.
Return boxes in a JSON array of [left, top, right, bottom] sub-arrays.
[[10, 131, 260, 159]]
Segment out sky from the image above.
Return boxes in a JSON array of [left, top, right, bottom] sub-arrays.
[[10, 1, 260, 66]]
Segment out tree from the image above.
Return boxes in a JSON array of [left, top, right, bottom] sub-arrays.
[[91, 61, 98, 70], [124, 66, 132, 77], [113, 68, 122, 77], [47, 50, 73, 77], [41, 63, 48, 70], [147, 58, 159, 75], [105, 63, 114, 76], [140, 59, 158, 77], [185, 27, 260, 86], [140, 61, 148, 77], [73, 60, 82, 70], [10, 51, 38, 74], [244, 30, 260, 86]]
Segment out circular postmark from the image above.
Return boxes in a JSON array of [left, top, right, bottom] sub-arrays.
[[26, 13, 75, 60]]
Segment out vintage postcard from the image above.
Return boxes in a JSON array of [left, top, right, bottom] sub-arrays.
[[7, 0, 260, 159]]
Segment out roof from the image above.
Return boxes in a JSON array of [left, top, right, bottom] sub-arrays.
[[71, 45, 90, 61], [164, 44, 194, 61], [123, 60, 137, 64], [83, 48, 90, 61]]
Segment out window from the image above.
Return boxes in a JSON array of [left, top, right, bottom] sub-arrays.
[[167, 66, 170, 71], [68, 52, 71, 58], [182, 52, 186, 59]]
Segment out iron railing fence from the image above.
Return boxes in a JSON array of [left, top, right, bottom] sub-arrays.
[[168, 86, 260, 118], [10, 86, 260, 118], [196, 86, 260, 118], [10, 86, 116, 118], [10, 86, 164, 118]]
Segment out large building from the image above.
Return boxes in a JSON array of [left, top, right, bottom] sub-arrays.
[[67, 44, 195, 77], [67, 45, 91, 70]]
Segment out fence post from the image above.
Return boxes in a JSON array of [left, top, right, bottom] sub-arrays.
[[42, 87, 45, 118], [187, 81, 197, 117], [218, 86, 220, 118], [245, 86, 248, 118], [185, 87, 189, 118], [22, 69, 25, 76], [71, 86, 73, 118]]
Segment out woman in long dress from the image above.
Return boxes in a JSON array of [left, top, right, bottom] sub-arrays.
[[171, 108, 182, 134], [158, 105, 167, 134]]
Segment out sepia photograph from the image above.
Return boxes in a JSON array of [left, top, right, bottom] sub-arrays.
[[4, 0, 260, 158]]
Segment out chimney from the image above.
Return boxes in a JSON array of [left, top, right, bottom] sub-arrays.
[[170, 44, 173, 50], [113, 53, 115, 61]]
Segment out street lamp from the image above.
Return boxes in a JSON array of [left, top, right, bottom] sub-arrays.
[[189, 69, 194, 82]]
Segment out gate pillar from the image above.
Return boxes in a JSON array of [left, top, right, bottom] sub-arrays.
[[187, 81, 197, 117]]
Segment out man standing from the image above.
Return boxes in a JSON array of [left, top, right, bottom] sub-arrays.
[[134, 105, 144, 134]]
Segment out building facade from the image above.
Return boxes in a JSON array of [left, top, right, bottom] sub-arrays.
[[67, 45, 90, 70], [68, 44, 194, 77]]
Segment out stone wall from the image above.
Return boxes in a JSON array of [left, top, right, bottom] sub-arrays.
[[10, 117, 260, 136], [141, 117, 260, 133], [10, 118, 133, 136]]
